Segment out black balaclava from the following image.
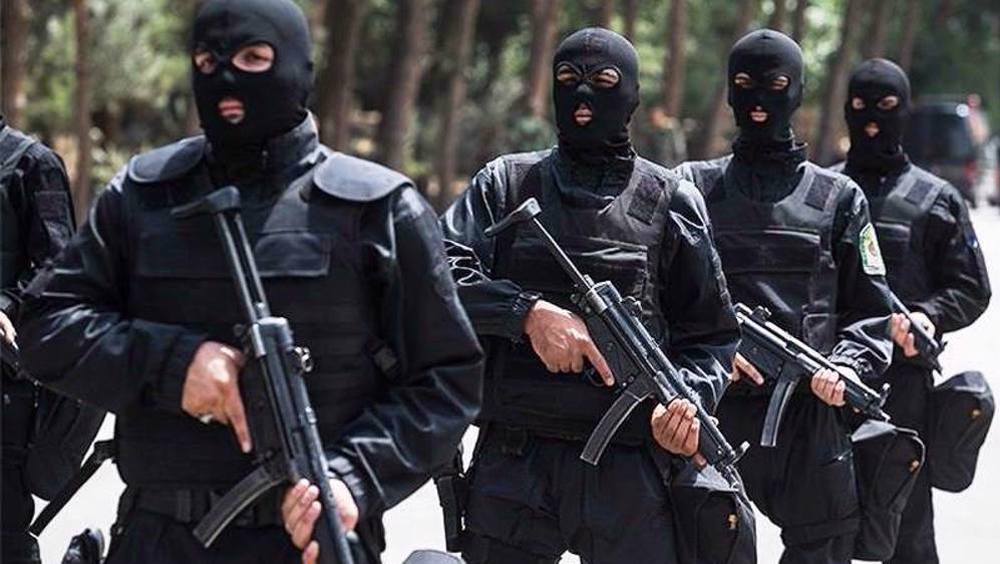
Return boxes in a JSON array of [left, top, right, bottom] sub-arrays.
[[727, 29, 804, 146], [192, 0, 313, 161], [553, 28, 639, 164], [845, 58, 911, 175]]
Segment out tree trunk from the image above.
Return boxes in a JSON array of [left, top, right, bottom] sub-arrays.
[[184, 0, 205, 135], [791, 0, 808, 43], [812, 0, 866, 165], [597, 0, 615, 28], [661, 0, 687, 118], [375, 0, 430, 170], [768, 0, 788, 32], [863, 0, 892, 59], [1, 0, 29, 126], [526, 0, 562, 119], [935, 0, 954, 26], [435, 0, 480, 208], [897, 0, 921, 73], [622, 0, 638, 40], [316, 0, 368, 150], [693, 0, 758, 159], [72, 0, 93, 222]]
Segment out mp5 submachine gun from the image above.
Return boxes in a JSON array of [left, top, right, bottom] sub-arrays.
[[485, 198, 747, 485], [172, 186, 355, 564], [735, 303, 890, 447]]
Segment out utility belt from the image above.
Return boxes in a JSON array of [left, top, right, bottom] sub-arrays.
[[117, 486, 284, 529]]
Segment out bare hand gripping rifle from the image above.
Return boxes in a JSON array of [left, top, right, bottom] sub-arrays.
[[172, 186, 355, 564], [889, 291, 944, 372], [734, 303, 890, 447], [485, 198, 748, 485]]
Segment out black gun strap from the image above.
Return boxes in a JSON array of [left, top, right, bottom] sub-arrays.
[[29, 440, 117, 536]]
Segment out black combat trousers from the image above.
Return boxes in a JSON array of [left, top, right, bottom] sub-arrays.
[[2, 378, 40, 564], [718, 393, 858, 564], [883, 363, 937, 564], [461, 428, 678, 564]]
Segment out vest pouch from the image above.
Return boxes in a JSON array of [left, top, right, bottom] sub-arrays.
[[25, 388, 106, 500], [506, 234, 649, 303], [873, 221, 910, 274], [850, 420, 924, 561], [716, 228, 825, 339], [498, 232, 651, 427], [253, 231, 383, 438], [927, 371, 994, 492], [667, 459, 757, 564]]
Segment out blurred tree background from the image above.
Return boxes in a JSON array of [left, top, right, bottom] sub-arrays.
[[1, 0, 998, 219]]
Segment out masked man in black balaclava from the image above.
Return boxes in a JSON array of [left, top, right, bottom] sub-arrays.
[[18, 1, 483, 562], [441, 28, 752, 564], [832, 59, 991, 564], [0, 116, 78, 564], [675, 30, 896, 564]]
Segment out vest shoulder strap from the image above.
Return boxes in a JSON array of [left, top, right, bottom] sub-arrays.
[[683, 158, 729, 199], [0, 127, 38, 189], [879, 169, 945, 224], [127, 136, 207, 184], [630, 157, 679, 225], [313, 151, 412, 202], [804, 165, 842, 213]]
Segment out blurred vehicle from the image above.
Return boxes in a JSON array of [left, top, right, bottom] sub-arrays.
[[903, 95, 992, 207]]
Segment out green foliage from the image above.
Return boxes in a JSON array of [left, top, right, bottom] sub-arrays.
[[14, 0, 1000, 188]]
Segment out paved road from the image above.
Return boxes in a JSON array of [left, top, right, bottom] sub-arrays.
[[37, 208, 1000, 563]]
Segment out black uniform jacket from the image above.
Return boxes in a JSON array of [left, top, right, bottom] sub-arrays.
[[17, 117, 483, 519], [0, 119, 75, 317], [835, 161, 991, 335]]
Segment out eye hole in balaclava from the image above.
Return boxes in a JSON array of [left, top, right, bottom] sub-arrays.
[[845, 58, 911, 165], [552, 28, 639, 155], [727, 29, 804, 144], [192, 0, 314, 155]]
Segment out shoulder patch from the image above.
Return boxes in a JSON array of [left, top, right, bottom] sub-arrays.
[[859, 222, 887, 276], [127, 136, 207, 184], [313, 152, 411, 202]]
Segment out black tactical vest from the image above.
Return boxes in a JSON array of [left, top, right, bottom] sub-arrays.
[[1, 127, 39, 289], [485, 150, 677, 443], [114, 136, 407, 487], [835, 164, 944, 304], [684, 157, 846, 357]]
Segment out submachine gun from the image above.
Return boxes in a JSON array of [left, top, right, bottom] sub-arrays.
[[889, 292, 944, 372], [484, 197, 748, 486], [734, 303, 890, 447], [172, 186, 355, 564]]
